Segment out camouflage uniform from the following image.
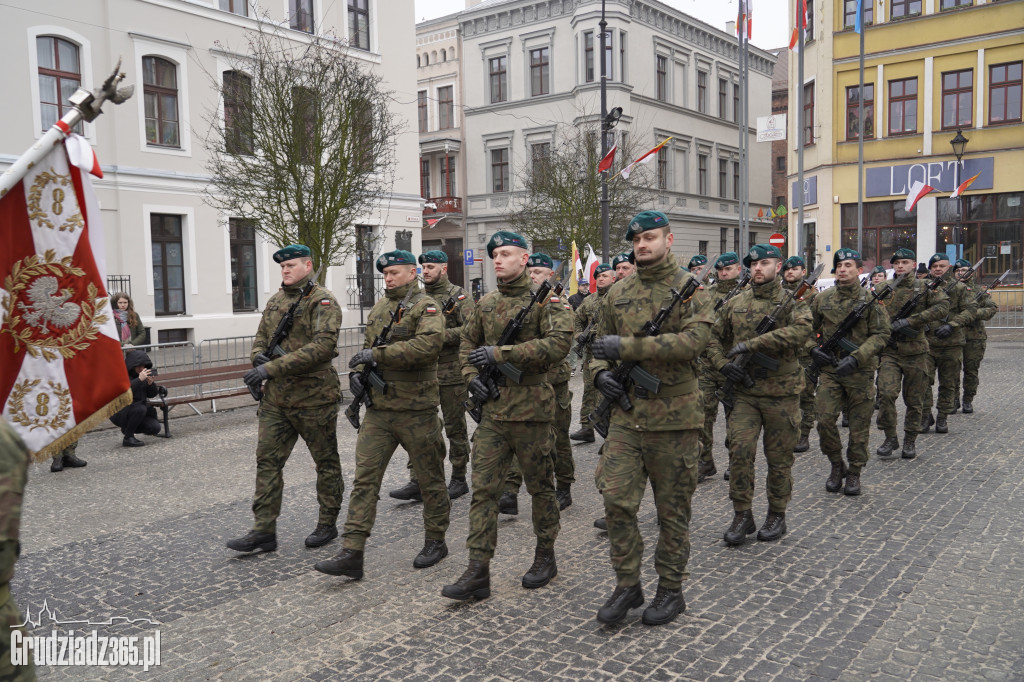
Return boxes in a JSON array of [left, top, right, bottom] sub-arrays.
[[876, 276, 948, 442], [461, 270, 573, 561], [250, 273, 344, 534], [708, 277, 811, 514], [0, 419, 34, 681], [343, 281, 450, 550], [591, 254, 713, 589], [810, 282, 890, 474], [958, 280, 998, 403], [922, 272, 977, 418], [697, 278, 744, 467], [782, 281, 818, 439], [574, 288, 606, 428]]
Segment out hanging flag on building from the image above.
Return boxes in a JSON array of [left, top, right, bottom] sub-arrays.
[[789, 0, 809, 52], [597, 144, 617, 174], [617, 137, 673, 180], [905, 180, 936, 212], [951, 172, 981, 199], [854, 0, 865, 34]]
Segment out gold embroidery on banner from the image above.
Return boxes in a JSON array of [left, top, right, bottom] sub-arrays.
[[26, 169, 84, 233], [7, 379, 72, 432]]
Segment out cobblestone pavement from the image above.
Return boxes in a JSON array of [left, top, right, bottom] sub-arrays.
[[14, 332, 1024, 680]]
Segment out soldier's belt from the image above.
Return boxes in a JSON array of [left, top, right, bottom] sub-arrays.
[[494, 373, 547, 387], [380, 369, 438, 382], [438, 352, 460, 363], [748, 359, 799, 380], [631, 377, 698, 399]]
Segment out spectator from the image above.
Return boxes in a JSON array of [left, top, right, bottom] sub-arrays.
[[916, 263, 929, 279], [112, 292, 146, 347], [109, 350, 162, 447]]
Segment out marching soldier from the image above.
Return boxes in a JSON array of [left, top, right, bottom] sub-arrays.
[[613, 252, 636, 280], [875, 249, 949, 460], [781, 256, 818, 453], [708, 244, 811, 546], [589, 211, 712, 626], [441, 232, 573, 601], [389, 250, 475, 502], [229, 245, 344, 554], [687, 254, 708, 280], [870, 265, 888, 288], [570, 263, 617, 444], [921, 254, 977, 434], [0, 419, 34, 681], [315, 250, 450, 579], [501, 253, 576, 511], [955, 258, 998, 414], [808, 249, 890, 496]]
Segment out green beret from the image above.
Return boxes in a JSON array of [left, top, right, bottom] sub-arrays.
[[928, 252, 949, 267], [594, 263, 613, 276], [783, 256, 806, 271], [715, 252, 740, 269], [890, 248, 916, 264], [612, 252, 631, 267], [688, 255, 708, 268], [375, 249, 417, 273], [273, 244, 311, 263], [625, 211, 670, 241], [954, 258, 971, 269], [486, 230, 529, 258], [871, 265, 887, 275], [742, 244, 783, 268], [833, 248, 862, 270], [527, 253, 554, 269], [418, 250, 448, 264]]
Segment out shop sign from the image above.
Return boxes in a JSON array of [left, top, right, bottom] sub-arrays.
[[865, 157, 994, 198]]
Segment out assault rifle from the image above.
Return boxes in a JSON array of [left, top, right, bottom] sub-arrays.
[[714, 270, 750, 312], [249, 269, 321, 401], [974, 269, 1011, 302], [464, 280, 553, 424], [716, 263, 824, 412], [590, 261, 716, 439], [574, 316, 599, 358], [806, 272, 906, 385], [344, 300, 407, 429]]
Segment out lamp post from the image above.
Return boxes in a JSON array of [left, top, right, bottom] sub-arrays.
[[950, 128, 969, 257]]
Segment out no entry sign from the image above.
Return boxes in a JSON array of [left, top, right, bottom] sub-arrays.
[[769, 233, 785, 248]]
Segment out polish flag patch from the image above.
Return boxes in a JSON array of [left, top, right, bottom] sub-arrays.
[[426, 305, 438, 314], [457, 294, 466, 300], [320, 299, 331, 305]]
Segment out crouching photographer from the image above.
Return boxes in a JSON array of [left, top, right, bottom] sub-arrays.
[[109, 349, 164, 447]]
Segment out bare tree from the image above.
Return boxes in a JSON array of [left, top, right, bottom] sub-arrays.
[[201, 23, 401, 281]]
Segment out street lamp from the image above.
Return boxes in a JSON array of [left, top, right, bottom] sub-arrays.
[[950, 128, 969, 255]]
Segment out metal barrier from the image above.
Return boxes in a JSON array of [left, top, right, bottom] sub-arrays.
[[197, 336, 256, 399], [988, 287, 1024, 329], [123, 341, 199, 405]]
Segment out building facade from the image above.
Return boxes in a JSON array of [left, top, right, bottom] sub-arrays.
[[771, 48, 791, 241], [1, 0, 422, 344]]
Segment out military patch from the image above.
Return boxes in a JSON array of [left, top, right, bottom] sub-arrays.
[[425, 305, 438, 314], [549, 296, 560, 303], [563, 303, 572, 309], [319, 299, 331, 306], [457, 294, 466, 300]]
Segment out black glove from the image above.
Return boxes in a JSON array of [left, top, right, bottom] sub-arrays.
[[725, 342, 749, 358], [252, 353, 271, 367], [348, 348, 376, 369], [890, 318, 912, 336], [835, 355, 859, 377], [810, 347, 835, 368], [468, 375, 499, 402], [594, 371, 625, 400], [468, 346, 498, 368], [720, 362, 747, 384], [349, 372, 366, 399], [591, 335, 622, 361], [934, 324, 954, 339], [243, 365, 269, 388]]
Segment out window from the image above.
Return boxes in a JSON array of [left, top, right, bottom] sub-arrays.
[[888, 77, 917, 134], [942, 69, 973, 129], [776, 156, 786, 171], [437, 86, 454, 130], [229, 219, 257, 312], [531, 142, 551, 181], [656, 56, 668, 102], [223, 71, 253, 155], [733, 161, 740, 200], [657, 147, 668, 190], [989, 62, 1022, 124], [843, 0, 872, 28], [698, 240, 708, 256], [697, 70, 707, 113], [776, 196, 786, 211], [530, 48, 550, 96], [583, 31, 594, 83], [891, 0, 922, 19], [143, 56, 179, 147], [348, 0, 370, 50], [806, 3, 815, 41], [803, 82, 815, 145], [36, 36, 81, 133], [158, 329, 188, 344], [420, 159, 430, 199], [733, 83, 740, 122], [489, 56, 507, 103], [151, 214, 185, 316], [733, 228, 740, 252], [290, 0, 314, 33], [602, 32, 614, 80], [698, 154, 708, 195], [719, 78, 728, 119], [940, 0, 972, 8], [292, 86, 317, 164], [440, 156, 455, 196], [219, 0, 247, 15], [619, 31, 628, 83], [352, 98, 373, 171], [720, 227, 728, 255], [718, 159, 728, 199], [491, 148, 509, 193], [417, 91, 428, 132], [845, 83, 874, 140], [841, 201, 917, 269], [750, 232, 758, 247]]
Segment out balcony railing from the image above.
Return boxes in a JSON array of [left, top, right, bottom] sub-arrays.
[[423, 196, 462, 215]]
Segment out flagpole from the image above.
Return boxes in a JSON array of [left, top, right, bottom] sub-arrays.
[[0, 60, 132, 198], [856, 0, 865, 255], [741, 8, 750, 257], [737, 2, 745, 257], [599, 0, 611, 262], [796, 0, 806, 265]]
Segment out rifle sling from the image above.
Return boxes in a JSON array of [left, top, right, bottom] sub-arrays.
[[630, 377, 697, 399]]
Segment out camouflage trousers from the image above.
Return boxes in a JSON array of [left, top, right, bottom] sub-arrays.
[[55, 440, 78, 461], [467, 417, 559, 561], [960, 339, 986, 402], [876, 352, 930, 438], [252, 401, 343, 534], [342, 407, 450, 551], [815, 370, 874, 474], [698, 376, 721, 465], [798, 360, 817, 436], [505, 380, 575, 490], [727, 393, 799, 514], [923, 346, 964, 416], [409, 381, 470, 481], [0, 585, 35, 681], [596, 426, 699, 590], [580, 356, 598, 427]]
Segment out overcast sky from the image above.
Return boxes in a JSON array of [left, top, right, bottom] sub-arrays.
[[413, 0, 792, 51]]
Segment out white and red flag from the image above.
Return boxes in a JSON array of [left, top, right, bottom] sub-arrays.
[[618, 137, 672, 180], [583, 244, 600, 293], [597, 144, 617, 174], [0, 137, 130, 459], [737, 0, 753, 40], [950, 172, 981, 199], [904, 180, 936, 213], [789, 0, 809, 52]]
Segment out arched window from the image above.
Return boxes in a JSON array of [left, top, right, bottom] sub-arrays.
[[416, 55, 421, 68], [431, 50, 437, 64], [442, 50, 447, 63], [423, 53, 429, 66], [223, 70, 253, 155], [449, 48, 456, 61], [37, 36, 81, 132], [143, 56, 180, 147]]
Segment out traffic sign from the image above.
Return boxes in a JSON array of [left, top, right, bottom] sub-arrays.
[[769, 233, 785, 248], [464, 249, 474, 266]]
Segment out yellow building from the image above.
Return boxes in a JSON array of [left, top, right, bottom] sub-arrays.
[[789, 0, 1023, 281]]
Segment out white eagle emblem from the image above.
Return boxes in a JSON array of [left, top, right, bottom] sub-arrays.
[[18, 276, 81, 331]]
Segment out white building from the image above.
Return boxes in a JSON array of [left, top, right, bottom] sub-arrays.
[[0, 0, 422, 344]]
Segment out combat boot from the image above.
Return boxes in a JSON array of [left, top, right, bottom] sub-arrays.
[[841, 413, 850, 428], [723, 510, 756, 546], [793, 433, 810, 453], [825, 461, 847, 493], [522, 546, 557, 588], [413, 539, 448, 568], [50, 456, 63, 473], [952, 396, 960, 413], [389, 480, 422, 501], [723, 463, 730, 481], [935, 414, 948, 434], [697, 460, 717, 482], [447, 477, 469, 500], [844, 472, 862, 496], [876, 435, 900, 459], [556, 487, 572, 510], [441, 560, 490, 600], [62, 453, 87, 468], [304, 523, 338, 548], [921, 412, 934, 433], [122, 435, 145, 447], [314, 548, 364, 579], [641, 584, 685, 626], [569, 427, 595, 443], [226, 530, 277, 553], [596, 584, 644, 625], [961, 399, 974, 414], [498, 491, 518, 515], [901, 433, 918, 459], [756, 511, 787, 542], [594, 517, 607, 530]]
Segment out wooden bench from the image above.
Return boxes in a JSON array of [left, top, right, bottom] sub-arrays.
[[148, 363, 254, 437]]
